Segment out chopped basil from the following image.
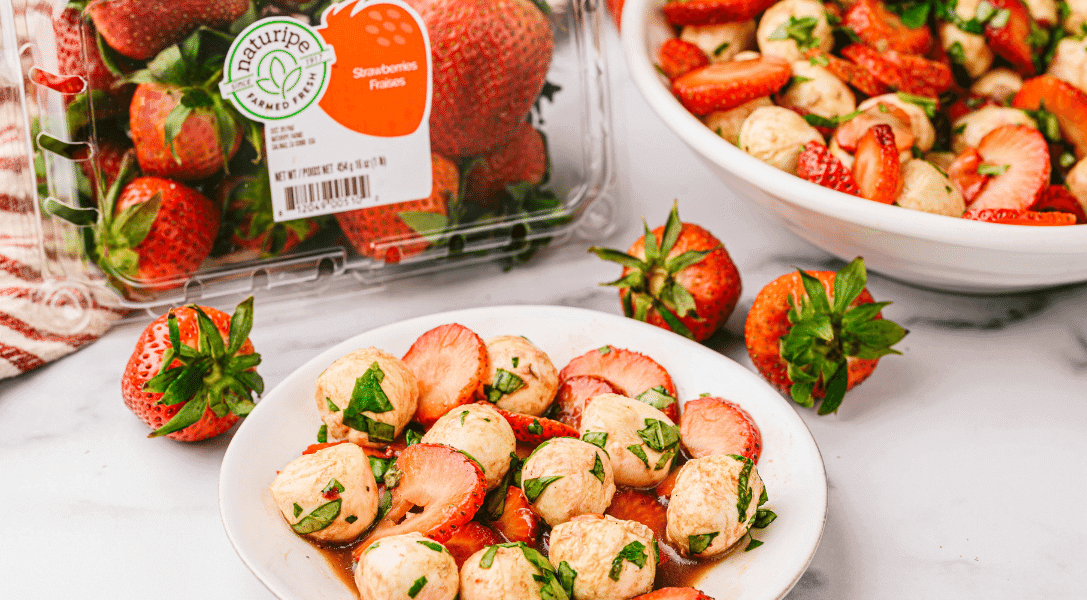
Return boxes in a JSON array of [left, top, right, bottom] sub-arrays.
[[459, 449, 486, 473], [802, 108, 863, 129], [527, 419, 543, 435], [367, 541, 380, 552], [637, 419, 680, 453], [557, 561, 577, 597], [292, 503, 302, 517], [486, 368, 526, 403], [946, 41, 967, 64], [407, 575, 427, 598], [699, 392, 710, 397], [788, 75, 813, 88], [953, 123, 967, 135], [689, 531, 720, 554], [731, 454, 756, 522], [512, 356, 520, 368], [652, 538, 660, 564], [590, 453, 606, 484], [345, 515, 358, 524], [369, 455, 392, 480], [523, 475, 563, 502], [404, 424, 424, 446], [479, 545, 499, 569], [483, 453, 522, 519], [896, 92, 937, 118], [989, 7, 1010, 27], [321, 478, 345, 495], [290, 499, 341, 534], [635, 386, 677, 410], [608, 541, 648, 581], [418, 540, 445, 552], [911, 146, 925, 159], [900, 2, 931, 28], [1026, 105, 1062, 142], [1061, 152, 1077, 169], [713, 40, 730, 56], [974, 0, 997, 23], [753, 508, 778, 529], [767, 15, 820, 49], [808, 52, 829, 66], [598, 345, 612, 355], [376, 489, 392, 520], [582, 431, 609, 449], [759, 486, 769, 507], [746, 538, 764, 551], [460, 410, 469, 425], [346, 362, 393, 414], [627, 444, 650, 468], [325, 397, 339, 412], [655, 448, 677, 471], [365, 418, 395, 443], [316, 424, 328, 443], [977, 163, 1010, 176], [384, 463, 403, 489]]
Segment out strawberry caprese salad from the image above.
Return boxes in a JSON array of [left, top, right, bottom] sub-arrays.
[[268, 323, 774, 600], [655, 0, 1087, 225]]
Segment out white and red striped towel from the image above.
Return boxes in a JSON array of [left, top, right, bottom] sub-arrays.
[[0, 86, 122, 380]]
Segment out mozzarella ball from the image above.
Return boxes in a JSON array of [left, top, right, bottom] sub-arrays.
[[549, 515, 656, 600], [269, 443, 379, 543], [704, 97, 773, 146], [316, 348, 418, 447], [778, 61, 855, 120], [667, 454, 765, 559], [460, 545, 548, 600], [756, 0, 833, 63], [681, 20, 757, 63], [1066, 0, 1087, 34], [354, 533, 458, 600], [1067, 159, 1087, 210], [895, 159, 966, 217], [1047, 38, 1087, 94], [420, 403, 516, 490], [520, 437, 615, 526], [1024, 0, 1058, 23], [858, 94, 936, 153], [924, 151, 958, 172], [828, 137, 854, 169], [739, 106, 825, 174], [939, 23, 993, 78], [970, 68, 1023, 102], [579, 394, 678, 488], [483, 335, 559, 416], [951, 107, 1037, 153]]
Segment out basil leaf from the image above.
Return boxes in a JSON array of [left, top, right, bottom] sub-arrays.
[[746, 538, 764, 551], [689, 531, 720, 554], [753, 508, 778, 529], [321, 478, 345, 495], [608, 541, 648, 581], [557, 561, 577, 597], [487, 368, 526, 403], [637, 419, 680, 453], [369, 456, 392, 480], [589, 453, 606, 484], [598, 345, 613, 355], [417, 540, 445, 552], [731, 454, 755, 521], [325, 397, 340, 412], [291, 499, 341, 534], [292, 503, 302, 517], [317, 424, 328, 443], [407, 575, 427, 598], [635, 386, 676, 410], [523, 475, 563, 502], [977, 163, 1010, 176], [344, 362, 394, 420], [479, 545, 499, 569], [345, 515, 358, 523], [627, 444, 650, 468], [581, 431, 609, 449], [655, 448, 677, 471], [404, 424, 424, 446]]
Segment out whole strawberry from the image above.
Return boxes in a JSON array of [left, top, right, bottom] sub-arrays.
[[87, 0, 248, 60], [216, 165, 321, 258], [335, 153, 457, 262], [53, 5, 132, 122], [465, 122, 548, 208], [74, 129, 132, 199], [405, 0, 554, 157], [590, 202, 741, 341], [744, 258, 907, 414], [122, 297, 263, 441]]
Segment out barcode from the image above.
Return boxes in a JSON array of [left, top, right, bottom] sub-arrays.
[[284, 174, 370, 210]]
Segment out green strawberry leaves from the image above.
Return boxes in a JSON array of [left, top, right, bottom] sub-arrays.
[[780, 258, 907, 414]]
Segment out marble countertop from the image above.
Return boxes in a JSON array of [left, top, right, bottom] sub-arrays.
[[4, 24, 1087, 600]]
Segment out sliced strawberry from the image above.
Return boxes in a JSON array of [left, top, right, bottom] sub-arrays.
[[490, 404, 579, 445], [403, 323, 488, 426], [853, 123, 903, 204], [983, 0, 1036, 76], [659, 39, 710, 80], [679, 397, 762, 462], [605, 488, 668, 543], [662, 0, 777, 26], [558, 346, 679, 422], [354, 443, 486, 556], [834, 103, 915, 153], [797, 141, 862, 196], [963, 208, 1077, 225], [946, 95, 1000, 123], [805, 49, 891, 97], [632, 588, 716, 600], [443, 521, 502, 568], [1032, 185, 1087, 224], [1012, 76, 1087, 159], [671, 57, 791, 116], [553, 375, 622, 429], [947, 147, 990, 205], [655, 467, 681, 499], [491, 486, 541, 544], [843, 0, 933, 55], [968, 125, 1050, 211], [302, 440, 352, 455], [840, 44, 953, 97]]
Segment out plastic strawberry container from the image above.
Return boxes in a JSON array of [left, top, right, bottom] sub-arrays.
[[2, 0, 616, 311]]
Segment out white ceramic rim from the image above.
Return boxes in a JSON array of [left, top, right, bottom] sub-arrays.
[[620, 0, 1087, 254]]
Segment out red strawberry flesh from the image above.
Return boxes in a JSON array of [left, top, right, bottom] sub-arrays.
[[558, 346, 679, 422], [553, 374, 622, 429], [671, 57, 791, 116], [679, 397, 762, 462], [968, 125, 1050, 211]]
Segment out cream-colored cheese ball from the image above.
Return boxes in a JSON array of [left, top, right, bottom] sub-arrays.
[[756, 0, 833, 62], [667, 454, 766, 559], [1066, 0, 1087, 33], [951, 107, 1037, 153], [778, 61, 855, 120], [705, 97, 773, 146], [483, 335, 559, 416], [895, 159, 966, 218], [938, 23, 992, 78], [354, 533, 458, 600], [923, 151, 958, 173], [579, 394, 678, 488], [1024, 0, 1058, 23], [520, 437, 615, 526], [315, 348, 418, 447], [680, 20, 757, 63], [828, 137, 854, 169], [549, 514, 656, 600], [269, 443, 379, 543], [460, 545, 549, 600], [739, 106, 824, 174], [1047, 38, 1087, 94], [858, 94, 936, 153], [970, 68, 1023, 102], [1067, 159, 1087, 210], [420, 403, 516, 490]]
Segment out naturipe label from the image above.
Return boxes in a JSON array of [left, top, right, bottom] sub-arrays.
[[219, 0, 433, 222]]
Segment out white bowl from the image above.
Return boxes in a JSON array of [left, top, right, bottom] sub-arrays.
[[621, 0, 1087, 294]]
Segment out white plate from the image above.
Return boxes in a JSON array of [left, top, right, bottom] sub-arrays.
[[220, 305, 828, 600]]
